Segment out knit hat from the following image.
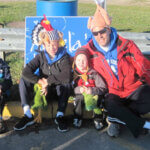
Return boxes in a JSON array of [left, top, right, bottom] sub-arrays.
[[32, 15, 65, 47], [73, 48, 90, 84], [74, 47, 90, 62], [87, 4, 111, 31]]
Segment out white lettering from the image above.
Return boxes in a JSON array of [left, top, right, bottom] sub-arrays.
[[68, 31, 81, 53]]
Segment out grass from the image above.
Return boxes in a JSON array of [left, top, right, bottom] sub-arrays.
[[107, 5, 150, 33], [0, 1, 150, 85], [0, 2, 149, 32], [0, 2, 36, 25], [78, 3, 150, 33], [6, 52, 24, 85]]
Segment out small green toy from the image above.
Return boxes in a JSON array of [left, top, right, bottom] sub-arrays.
[[32, 83, 47, 110], [82, 92, 102, 115], [32, 83, 48, 123]]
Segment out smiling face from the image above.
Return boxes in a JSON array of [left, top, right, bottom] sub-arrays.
[[75, 54, 89, 72], [44, 40, 59, 59], [92, 27, 111, 47]]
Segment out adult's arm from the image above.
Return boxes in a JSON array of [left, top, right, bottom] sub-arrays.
[[129, 41, 150, 84]]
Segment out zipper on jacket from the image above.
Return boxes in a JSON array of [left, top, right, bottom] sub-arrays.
[[102, 58, 113, 87], [48, 66, 51, 75]]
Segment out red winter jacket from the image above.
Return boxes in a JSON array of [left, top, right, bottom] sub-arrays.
[[83, 35, 150, 98]]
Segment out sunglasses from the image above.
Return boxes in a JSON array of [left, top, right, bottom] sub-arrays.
[[92, 28, 107, 36]]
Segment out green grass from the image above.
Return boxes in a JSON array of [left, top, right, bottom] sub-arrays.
[[6, 52, 24, 85], [0, 2, 36, 25], [78, 3, 150, 33], [0, 2, 149, 32], [107, 5, 150, 33], [0, 1, 150, 84]]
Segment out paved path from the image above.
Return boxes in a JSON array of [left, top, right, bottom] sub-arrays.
[[0, 118, 150, 150]]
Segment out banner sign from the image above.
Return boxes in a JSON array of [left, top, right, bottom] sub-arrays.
[[25, 16, 92, 64]]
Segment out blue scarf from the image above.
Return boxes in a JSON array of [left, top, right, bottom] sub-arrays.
[[44, 47, 66, 65], [92, 27, 118, 79]]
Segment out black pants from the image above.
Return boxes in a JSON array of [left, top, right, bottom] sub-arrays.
[[0, 95, 5, 116], [19, 78, 72, 113], [104, 84, 150, 137], [74, 94, 84, 118]]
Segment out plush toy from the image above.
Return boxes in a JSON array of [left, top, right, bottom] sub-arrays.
[[82, 92, 102, 115], [32, 83, 48, 123]]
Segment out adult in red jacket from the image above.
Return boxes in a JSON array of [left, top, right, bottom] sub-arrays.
[[83, 4, 150, 138]]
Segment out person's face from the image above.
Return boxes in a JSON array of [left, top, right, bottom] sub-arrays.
[[92, 27, 111, 47], [44, 40, 59, 58], [75, 54, 88, 72]]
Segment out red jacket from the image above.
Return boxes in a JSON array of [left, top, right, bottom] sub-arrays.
[[83, 35, 150, 98]]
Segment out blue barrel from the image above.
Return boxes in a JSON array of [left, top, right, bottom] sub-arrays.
[[36, 0, 78, 16]]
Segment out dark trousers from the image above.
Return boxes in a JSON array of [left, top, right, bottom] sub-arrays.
[[0, 95, 5, 116], [74, 94, 84, 118], [19, 78, 72, 113], [0, 90, 10, 117], [104, 84, 150, 137]]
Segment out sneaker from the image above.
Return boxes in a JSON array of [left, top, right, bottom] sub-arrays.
[[0, 120, 7, 134], [93, 118, 104, 130], [107, 122, 120, 137], [73, 118, 82, 128], [14, 115, 34, 131], [55, 116, 69, 132]]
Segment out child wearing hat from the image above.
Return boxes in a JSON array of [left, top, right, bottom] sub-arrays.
[[14, 15, 72, 132], [72, 47, 108, 130]]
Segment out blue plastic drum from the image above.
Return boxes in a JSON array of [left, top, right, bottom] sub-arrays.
[[36, 0, 78, 16]]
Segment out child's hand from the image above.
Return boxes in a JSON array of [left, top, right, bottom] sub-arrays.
[[38, 78, 48, 89], [80, 86, 85, 93], [85, 87, 92, 94], [41, 87, 48, 96], [41, 78, 48, 88]]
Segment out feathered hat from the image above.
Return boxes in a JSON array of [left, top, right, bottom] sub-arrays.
[[32, 15, 65, 47], [87, 4, 111, 31]]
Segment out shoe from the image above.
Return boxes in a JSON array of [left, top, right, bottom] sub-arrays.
[[107, 122, 120, 137], [14, 115, 34, 131], [0, 120, 7, 134], [55, 116, 69, 132], [93, 118, 104, 130], [93, 113, 108, 130], [73, 118, 82, 128]]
